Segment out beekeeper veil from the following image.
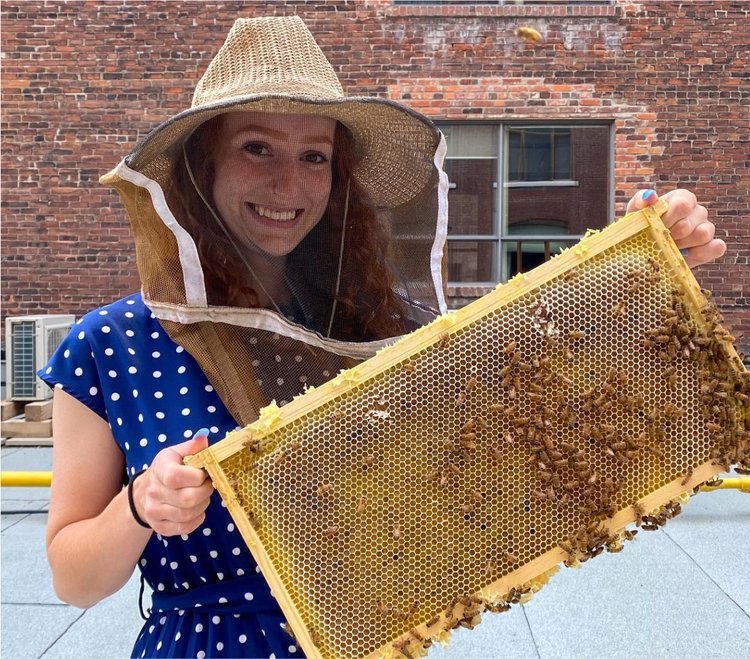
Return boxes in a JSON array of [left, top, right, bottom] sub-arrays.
[[100, 16, 449, 426]]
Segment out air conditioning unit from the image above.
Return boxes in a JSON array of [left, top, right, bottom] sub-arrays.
[[5, 315, 75, 401]]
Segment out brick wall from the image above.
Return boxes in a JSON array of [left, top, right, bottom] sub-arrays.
[[2, 0, 748, 353]]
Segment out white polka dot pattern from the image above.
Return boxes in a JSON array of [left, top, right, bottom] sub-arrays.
[[38, 293, 298, 658]]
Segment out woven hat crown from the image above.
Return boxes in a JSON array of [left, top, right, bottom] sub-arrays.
[[192, 16, 345, 107]]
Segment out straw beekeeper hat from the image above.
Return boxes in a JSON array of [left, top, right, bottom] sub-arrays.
[[126, 15, 441, 208]]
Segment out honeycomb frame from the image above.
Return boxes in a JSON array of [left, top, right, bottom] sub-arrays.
[[186, 198, 749, 659]]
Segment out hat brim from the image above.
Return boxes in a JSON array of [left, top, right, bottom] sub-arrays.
[[126, 95, 442, 209]]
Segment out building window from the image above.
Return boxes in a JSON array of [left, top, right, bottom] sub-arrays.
[[439, 122, 612, 285]]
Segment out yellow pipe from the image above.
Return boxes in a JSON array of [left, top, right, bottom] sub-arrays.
[[700, 477, 750, 493], [1, 471, 53, 487], [0, 471, 747, 492]]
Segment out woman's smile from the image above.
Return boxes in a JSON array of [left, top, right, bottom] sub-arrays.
[[248, 203, 301, 223]]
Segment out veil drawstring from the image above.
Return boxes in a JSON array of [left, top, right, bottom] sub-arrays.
[[326, 179, 350, 338]]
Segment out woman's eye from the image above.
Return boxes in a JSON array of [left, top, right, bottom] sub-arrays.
[[244, 143, 269, 156], [304, 152, 329, 164]]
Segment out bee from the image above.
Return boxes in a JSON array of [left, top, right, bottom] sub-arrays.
[[274, 450, 287, 466], [564, 348, 575, 362], [706, 422, 723, 433], [404, 601, 420, 620], [408, 628, 426, 644], [612, 301, 627, 317], [569, 329, 585, 341], [503, 551, 518, 565], [330, 409, 346, 421], [486, 601, 512, 614], [425, 615, 441, 628], [392, 524, 401, 539], [563, 267, 580, 281], [308, 628, 323, 648], [504, 340, 517, 355], [376, 599, 391, 616], [243, 437, 261, 453], [466, 376, 478, 393], [281, 622, 298, 643], [461, 419, 476, 434], [248, 510, 261, 530], [317, 482, 333, 496], [391, 639, 413, 659], [356, 497, 367, 514], [289, 440, 301, 451], [631, 502, 645, 525], [456, 392, 467, 408], [438, 333, 450, 349], [324, 525, 339, 538], [403, 362, 417, 374]]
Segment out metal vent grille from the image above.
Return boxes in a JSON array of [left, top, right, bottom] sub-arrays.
[[188, 201, 748, 659], [10, 321, 36, 399], [6, 315, 76, 401]]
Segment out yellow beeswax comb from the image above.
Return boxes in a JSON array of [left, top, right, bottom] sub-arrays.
[[187, 197, 749, 659]]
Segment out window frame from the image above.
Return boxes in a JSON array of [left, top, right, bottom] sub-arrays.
[[438, 119, 614, 286]]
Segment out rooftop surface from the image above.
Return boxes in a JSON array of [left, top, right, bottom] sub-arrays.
[[2, 445, 749, 659]]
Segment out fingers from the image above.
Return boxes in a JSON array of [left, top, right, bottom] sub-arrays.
[[133, 429, 214, 536], [170, 428, 210, 459], [625, 188, 725, 268], [138, 478, 214, 536], [682, 238, 727, 269], [626, 188, 659, 213], [658, 189, 699, 229]]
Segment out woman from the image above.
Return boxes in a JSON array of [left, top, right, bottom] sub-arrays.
[[40, 15, 725, 659]]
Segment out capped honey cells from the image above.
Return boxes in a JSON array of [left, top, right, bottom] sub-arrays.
[[187, 202, 749, 659]]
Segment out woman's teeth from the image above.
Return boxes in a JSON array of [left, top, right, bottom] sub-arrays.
[[252, 204, 297, 222]]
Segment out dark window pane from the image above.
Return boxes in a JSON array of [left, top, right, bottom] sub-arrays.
[[447, 240, 495, 282], [502, 238, 578, 279], [506, 125, 609, 235], [508, 127, 572, 181], [445, 158, 496, 236]]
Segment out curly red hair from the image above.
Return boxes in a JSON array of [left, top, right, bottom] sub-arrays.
[[165, 114, 408, 341]]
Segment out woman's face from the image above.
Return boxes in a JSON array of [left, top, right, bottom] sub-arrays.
[[211, 112, 337, 258]]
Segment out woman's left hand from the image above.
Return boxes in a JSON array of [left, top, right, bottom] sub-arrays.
[[626, 188, 727, 268]]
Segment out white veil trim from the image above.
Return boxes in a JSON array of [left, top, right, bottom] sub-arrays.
[[432, 132, 449, 315], [143, 297, 397, 359], [113, 160, 208, 307]]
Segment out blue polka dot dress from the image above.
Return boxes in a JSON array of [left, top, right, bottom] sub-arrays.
[[39, 293, 304, 659]]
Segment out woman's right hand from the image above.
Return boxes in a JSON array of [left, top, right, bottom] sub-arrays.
[[131, 430, 214, 537]]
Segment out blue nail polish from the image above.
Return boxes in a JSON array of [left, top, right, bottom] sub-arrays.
[[679, 248, 689, 257], [641, 189, 657, 201], [193, 427, 210, 438]]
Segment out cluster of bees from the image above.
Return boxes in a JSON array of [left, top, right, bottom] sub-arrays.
[[378, 261, 746, 659], [642, 288, 750, 473], [382, 587, 535, 659]]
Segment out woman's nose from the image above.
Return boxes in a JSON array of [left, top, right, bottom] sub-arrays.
[[270, 159, 299, 198]]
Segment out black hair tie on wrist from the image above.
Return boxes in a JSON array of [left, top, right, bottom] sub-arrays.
[[128, 469, 152, 529]]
